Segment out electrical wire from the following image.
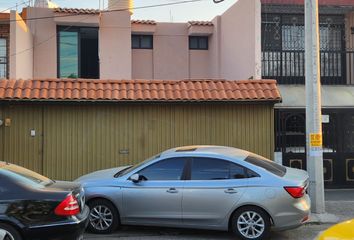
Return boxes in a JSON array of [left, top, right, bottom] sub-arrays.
[[0, 0, 208, 23], [0, 0, 30, 13], [9, 0, 209, 59]]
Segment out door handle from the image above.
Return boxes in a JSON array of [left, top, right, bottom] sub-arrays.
[[167, 188, 178, 194], [224, 188, 238, 194]]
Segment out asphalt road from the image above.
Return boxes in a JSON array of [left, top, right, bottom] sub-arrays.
[[85, 224, 331, 240]]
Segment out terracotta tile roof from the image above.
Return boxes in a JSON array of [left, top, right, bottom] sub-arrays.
[[131, 19, 157, 25], [0, 79, 281, 103], [188, 21, 213, 26], [54, 8, 101, 14], [261, 0, 354, 5]]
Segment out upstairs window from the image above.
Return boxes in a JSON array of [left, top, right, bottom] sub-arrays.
[[189, 36, 208, 50], [57, 27, 99, 79], [132, 35, 153, 49]]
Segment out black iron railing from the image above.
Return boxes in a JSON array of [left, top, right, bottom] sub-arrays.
[[0, 56, 7, 79], [262, 50, 354, 85]]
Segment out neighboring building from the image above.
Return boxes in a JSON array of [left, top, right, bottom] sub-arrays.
[[0, 13, 10, 79], [8, 0, 261, 81], [261, 0, 354, 187]]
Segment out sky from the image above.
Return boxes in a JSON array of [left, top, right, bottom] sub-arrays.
[[0, 0, 239, 22]]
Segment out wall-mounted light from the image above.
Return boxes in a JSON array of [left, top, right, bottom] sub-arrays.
[[0, 119, 3, 126]]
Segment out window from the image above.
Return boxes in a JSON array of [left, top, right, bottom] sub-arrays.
[[58, 27, 99, 79], [0, 164, 54, 188], [191, 158, 249, 180], [245, 154, 286, 177], [189, 36, 208, 50], [262, 14, 345, 80], [132, 35, 153, 49], [0, 38, 7, 78], [138, 158, 186, 181]]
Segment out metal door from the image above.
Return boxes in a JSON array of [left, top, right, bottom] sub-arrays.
[[1, 105, 43, 173]]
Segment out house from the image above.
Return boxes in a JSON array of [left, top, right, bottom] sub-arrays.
[[8, 0, 261, 81], [3, 0, 352, 186], [0, 0, 283, 181], [261, 0, 354, 187]]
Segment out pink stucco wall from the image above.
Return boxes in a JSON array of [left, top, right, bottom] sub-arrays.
[[132, 22, 212, 79], [218, 0, 261, 80], [9, 11, 33, 79], [99, 11, 132, 79], [27, 7, 57, 79]]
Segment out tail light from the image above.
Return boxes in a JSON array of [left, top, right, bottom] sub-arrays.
[[284, 186, 305, 198], [55, 194, 80, 216]]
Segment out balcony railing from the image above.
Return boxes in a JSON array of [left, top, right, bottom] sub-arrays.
[[262, 50, 354, 85]]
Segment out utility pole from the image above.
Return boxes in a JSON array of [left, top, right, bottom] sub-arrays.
[[305, 0, 325, 214]]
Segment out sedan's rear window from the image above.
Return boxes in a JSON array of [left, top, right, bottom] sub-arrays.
[[0, 163, 54, 188], [245, 154, 286, 177]]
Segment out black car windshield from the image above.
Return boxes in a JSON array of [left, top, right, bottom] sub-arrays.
[[245, 154, 287, 177], [0, 163, 54, 187], [115, 154, 160, 177]]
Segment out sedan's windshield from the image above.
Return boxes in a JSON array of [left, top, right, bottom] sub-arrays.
[[0, 162, 54, 187], [115, 154, 160, 177]]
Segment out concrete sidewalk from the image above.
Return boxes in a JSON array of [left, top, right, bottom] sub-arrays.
[[310, 189, 354, 224]]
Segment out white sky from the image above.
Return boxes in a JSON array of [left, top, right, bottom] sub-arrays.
[[0, 0, 239, 22]]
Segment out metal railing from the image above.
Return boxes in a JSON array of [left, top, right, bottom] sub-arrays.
[[262, 50, 354, 85]]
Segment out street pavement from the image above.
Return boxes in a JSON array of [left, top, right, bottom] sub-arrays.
[[85, 189, 354, 240]]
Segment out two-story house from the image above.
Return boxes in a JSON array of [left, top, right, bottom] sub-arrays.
[[261, 0, 354, 187], [4, 0, 354, 186]]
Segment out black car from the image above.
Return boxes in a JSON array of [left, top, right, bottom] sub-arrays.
[[0, 162, 89, 240]]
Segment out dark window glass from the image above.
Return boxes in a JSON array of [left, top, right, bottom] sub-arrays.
[[138, 158, 185, 181], [189, 37, 199, 49], [132, 35, 153, 49], [245, 154, 286, 177], [58, 27, 99, 79], [247, 169, 260, 178], [59, 31, 78, 78], [132, 35, 140, 49], [191, 158, 230, 180], [0, 164, 54, 188], [189, 36, 208, 50], [198, 37, 208, 49], [230, 164, 247, 179]]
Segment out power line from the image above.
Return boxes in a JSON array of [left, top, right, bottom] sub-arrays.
[[9, 0, 209, 59], [0, 0, 30, 13], [0, 0, 207, 24]]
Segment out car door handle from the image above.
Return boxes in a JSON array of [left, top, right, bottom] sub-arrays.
[[224, 188, 238, 194], [167, 188, 178, 194]]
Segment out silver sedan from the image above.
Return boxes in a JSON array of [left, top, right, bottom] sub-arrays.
[[76, 145, 311, 240]]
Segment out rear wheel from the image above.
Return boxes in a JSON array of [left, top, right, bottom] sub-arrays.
[[0, 223, 22, 240], [87, 199, 119, 234], [231, 206, 271, 240]]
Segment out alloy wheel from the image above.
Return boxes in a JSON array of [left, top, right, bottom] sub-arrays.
[[89, 205, 114, 231], [0, 229, 15, 240], [236, 211, 265, 239]]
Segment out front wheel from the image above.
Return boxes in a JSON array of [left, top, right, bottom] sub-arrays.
[[87, 199, 120, 234], [0, 223, 22, 240], [231, 206, 271, 240]]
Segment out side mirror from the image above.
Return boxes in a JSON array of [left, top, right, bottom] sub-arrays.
[[130, 174, 141, 183]]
